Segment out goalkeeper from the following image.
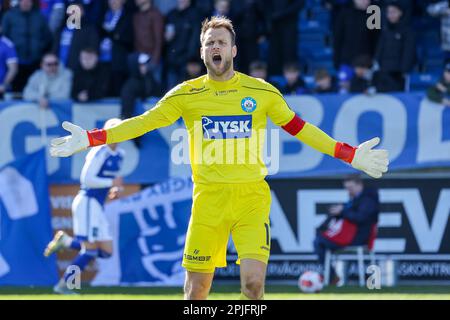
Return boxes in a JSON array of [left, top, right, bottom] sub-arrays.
[[50, 16, 389, 300]]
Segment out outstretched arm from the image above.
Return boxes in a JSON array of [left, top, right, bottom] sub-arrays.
[[50, 88, 184, 157], [281, 114, 389, 178], [266, 87, 389, 178]]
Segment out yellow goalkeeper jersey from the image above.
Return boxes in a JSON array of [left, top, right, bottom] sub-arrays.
[[106, 72, 342, 183]]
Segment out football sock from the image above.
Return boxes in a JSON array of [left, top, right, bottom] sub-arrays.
[[97, 249, 112, 258], [63, 249, 97, 283], [69, 239, 82, 251], [62, 235, 82, 251]]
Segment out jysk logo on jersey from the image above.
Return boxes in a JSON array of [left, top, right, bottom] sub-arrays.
[[202, 115, 252, 139], [241, 97, 257, 113]]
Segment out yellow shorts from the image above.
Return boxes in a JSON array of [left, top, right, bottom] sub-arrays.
[[182, 180, 271, 273]]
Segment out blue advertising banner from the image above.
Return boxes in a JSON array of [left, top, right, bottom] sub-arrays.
[[0, 93, 449, 184], [0, 149, 58, 285], [91, 176, 450, 285], [92, 177, 192, 286]]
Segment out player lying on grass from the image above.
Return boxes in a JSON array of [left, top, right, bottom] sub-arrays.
[[45, 118, 124, 294], [49, 16, 389, 300]]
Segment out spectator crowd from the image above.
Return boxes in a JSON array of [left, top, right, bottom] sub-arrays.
[[0, 0, 448, 114]]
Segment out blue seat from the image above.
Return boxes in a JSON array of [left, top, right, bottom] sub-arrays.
[[300, 32, 326, 41], [309, 47, 333, 60], [408, 72, 440, 91], [303, 75, 316, 90], [305, 0, 320, 7], [425, 47, 444, 60], [307, 60, 335, 74], [300, 36, 327, 50], [299, 20, 327, 34], [423, 58, 444, 73], [310, 6, 330, 20], [269, 75, 287, 89], [414, 16, 440, 31]]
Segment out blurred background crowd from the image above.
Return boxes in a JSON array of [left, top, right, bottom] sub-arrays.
[[0, 0, 449, 117]]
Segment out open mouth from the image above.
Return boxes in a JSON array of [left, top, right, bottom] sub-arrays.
[[212, 54, 222, 65]]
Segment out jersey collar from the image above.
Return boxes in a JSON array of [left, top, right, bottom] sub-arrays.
[[205, 71, 240, 89]]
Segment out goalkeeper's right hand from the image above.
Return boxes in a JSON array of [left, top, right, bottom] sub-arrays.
[[50, 121, 107, 157]]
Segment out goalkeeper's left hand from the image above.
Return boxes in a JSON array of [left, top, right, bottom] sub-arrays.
[[50, 121, 108, 157], [50, 121, 89, 157], [351, 137, 389, 178]]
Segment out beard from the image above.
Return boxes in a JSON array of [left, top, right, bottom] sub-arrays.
[[205, 56, 233, 77]]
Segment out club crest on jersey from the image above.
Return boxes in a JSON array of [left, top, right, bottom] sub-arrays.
[[202, 115, 252, 139], [241, 97, 257, 113]]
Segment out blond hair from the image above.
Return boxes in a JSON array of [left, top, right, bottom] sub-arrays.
[[200, 16, 236, 45]]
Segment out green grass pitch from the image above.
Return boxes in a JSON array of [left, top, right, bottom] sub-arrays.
[[1, 285, 450, 300]]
